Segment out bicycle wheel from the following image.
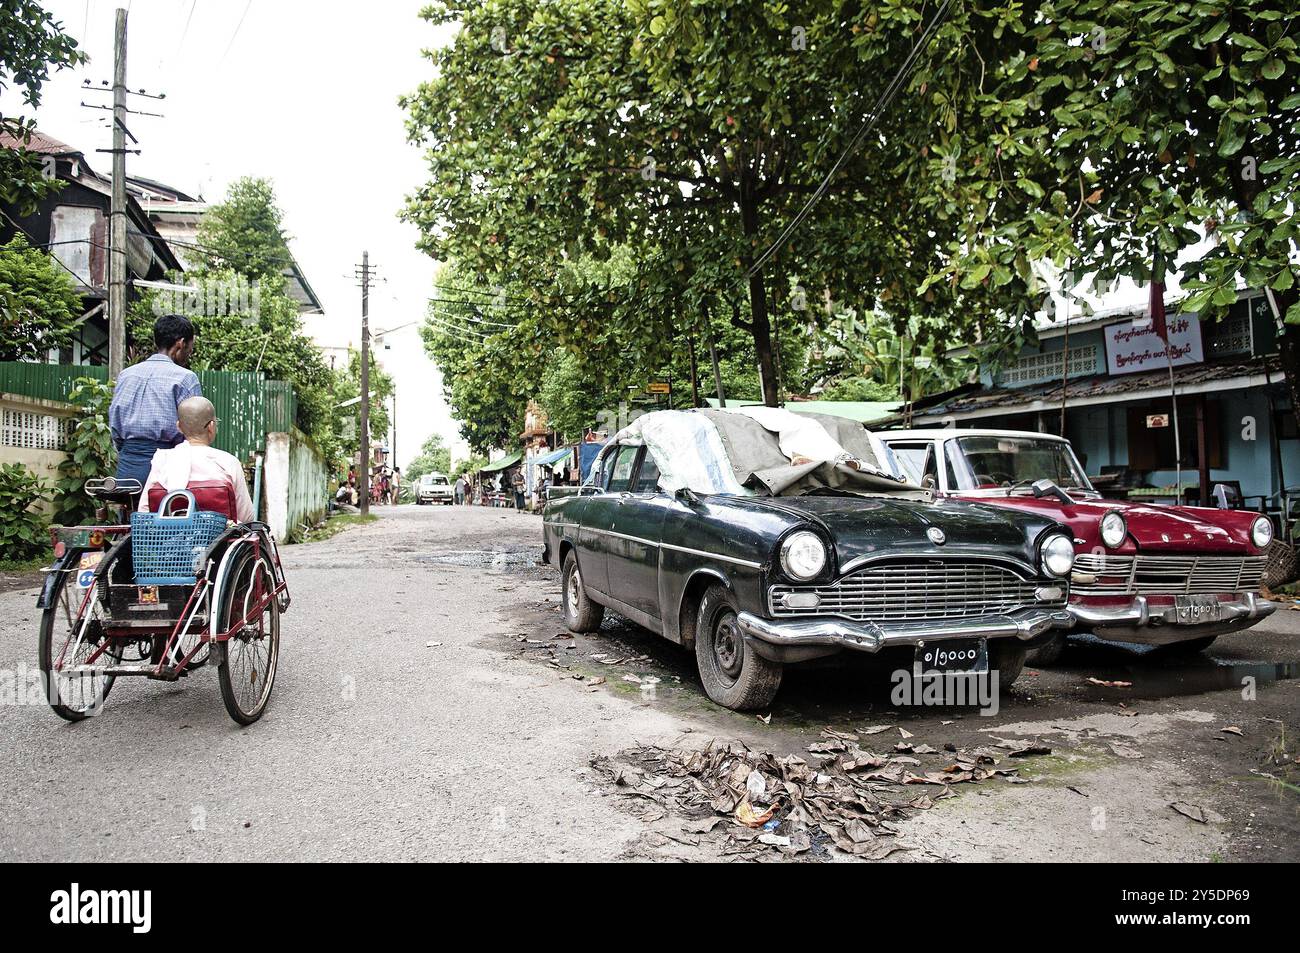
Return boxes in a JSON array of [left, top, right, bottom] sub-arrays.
[[38, 558, 121, 721], [214, 546, 280, 725]]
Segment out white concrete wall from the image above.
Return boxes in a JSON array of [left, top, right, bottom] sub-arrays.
[[263, 431, 290, 541]]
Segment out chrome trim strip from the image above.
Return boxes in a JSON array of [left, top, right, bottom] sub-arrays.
[[837, 550, 1038, 578], [737, 607, 1072, 653], [1070, 593, 1278, 628], [582, 527, 762, 569]]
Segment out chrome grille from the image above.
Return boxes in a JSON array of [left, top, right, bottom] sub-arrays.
[[769, 559, 1055, 622], [1072, 553, 1266, 596]]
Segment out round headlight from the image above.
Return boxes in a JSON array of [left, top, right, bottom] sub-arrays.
[[1252, 516, 1274, 549], [1040, 534, 1075, 578], [780, 531, 828, 581], [1100, 511, 1127, 548]]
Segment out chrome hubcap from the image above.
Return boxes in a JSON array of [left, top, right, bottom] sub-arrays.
[[567, 568, 582, 616]]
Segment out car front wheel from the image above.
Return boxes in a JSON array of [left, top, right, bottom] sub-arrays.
[[561, 551, 604, 632], [1025, 632, 1066, 667], [990, 639, 1027, 688], [695, 584, 782, 711]]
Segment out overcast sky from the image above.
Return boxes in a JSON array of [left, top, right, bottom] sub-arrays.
[[5, 0, 464, 468]]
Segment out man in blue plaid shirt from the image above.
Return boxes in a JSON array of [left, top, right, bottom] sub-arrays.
[[109, 314, 203, 485]]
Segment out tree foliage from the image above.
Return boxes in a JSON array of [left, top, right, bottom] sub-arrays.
[[0, 234, 82, 360], [0, 0, 84, 214], [194, 177, 296, 280], [127, 178, 336, 456], [0, 461, 48, 562], [405, 0, 1300, 425], [402, 0, 983, 408], [898, 0, 1300, 406], [405, 433, 453, 484], [53, 377, 116, 526]]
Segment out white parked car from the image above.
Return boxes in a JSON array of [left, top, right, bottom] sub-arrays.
[[416, 472, 454, 505]]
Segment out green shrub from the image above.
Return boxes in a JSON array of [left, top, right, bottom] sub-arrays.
[[54, 377, 116, 526], [0, 463, 50, 562]]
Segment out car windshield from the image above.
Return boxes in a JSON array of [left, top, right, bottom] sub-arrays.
[[951, 436, 1094, 493]]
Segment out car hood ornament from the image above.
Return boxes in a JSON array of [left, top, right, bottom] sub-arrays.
[[927, 526, 946, 545]]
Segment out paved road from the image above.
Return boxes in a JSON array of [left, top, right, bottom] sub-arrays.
[[1, 505, 1296, 861]]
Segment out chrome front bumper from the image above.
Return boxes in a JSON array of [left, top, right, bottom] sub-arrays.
[[736, 607, 1072, 656], [1071, 592, 1278, 629]]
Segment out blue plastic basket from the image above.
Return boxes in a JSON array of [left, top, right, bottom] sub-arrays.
[[131, 490, 230, 585]]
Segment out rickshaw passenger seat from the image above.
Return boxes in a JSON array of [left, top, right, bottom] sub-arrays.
[[148, 480, 238, 522]]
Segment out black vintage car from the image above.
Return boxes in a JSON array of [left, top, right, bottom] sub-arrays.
[[541, 409, 1076, 710]]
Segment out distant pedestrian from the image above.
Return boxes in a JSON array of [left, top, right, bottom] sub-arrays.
[[454, 475, 466, 505], [512, 469, 525, 511]]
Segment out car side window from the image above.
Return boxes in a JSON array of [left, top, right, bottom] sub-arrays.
[[889, 443, 935, 486], [634, 451, 661, 493], [606, 446, 638, 493]]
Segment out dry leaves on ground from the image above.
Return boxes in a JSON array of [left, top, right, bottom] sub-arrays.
[[590, 734, 1052, 861]]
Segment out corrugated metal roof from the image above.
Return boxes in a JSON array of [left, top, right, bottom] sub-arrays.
[[903, 357, 1279, 423]]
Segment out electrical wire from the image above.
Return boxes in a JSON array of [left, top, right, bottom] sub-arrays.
[[217, 0, 254, 68], [747, 0, 954, 278], [0, 207, 105, 290]]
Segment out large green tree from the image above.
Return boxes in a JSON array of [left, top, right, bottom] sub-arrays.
[[405, 433, 453, 483], [402, 0, 978, 408], [0, 234, 82, 360], [901, 0, 1300, 410], [128, 178, 335, 451], [0, 0, 84, 214]]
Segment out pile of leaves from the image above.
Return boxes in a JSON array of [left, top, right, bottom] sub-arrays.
[[591, 730, 1051, 861]]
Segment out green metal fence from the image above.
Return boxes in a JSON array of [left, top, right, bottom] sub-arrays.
[[0, 362, 295, 463]]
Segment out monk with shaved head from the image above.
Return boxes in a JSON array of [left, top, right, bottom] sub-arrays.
[[139, 396, 255, 522]]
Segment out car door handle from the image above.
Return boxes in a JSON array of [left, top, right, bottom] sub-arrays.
[[618, 492, 632, 505]]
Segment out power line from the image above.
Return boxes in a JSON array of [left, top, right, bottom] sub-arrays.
[[217, 0, 254, 68], [0, 207, 104, 291], [424, 314, 497, 340], [747, 0, 954, 278]]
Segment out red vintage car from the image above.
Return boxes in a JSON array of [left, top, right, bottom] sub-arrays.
[[881, 429, 1278, 663]]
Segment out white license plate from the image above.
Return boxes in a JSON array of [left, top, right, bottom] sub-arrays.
[[1174, 595, 1222, 624]]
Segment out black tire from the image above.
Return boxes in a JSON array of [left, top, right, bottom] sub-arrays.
[[38, 555, 119, 721], [215, 547, 280, 725], [694, 584, 782, 711], [1158, 634, 1219, 656], [1025, 632, 1067, 668], [561, 551, 604, 633], [989, 639, 1027, 688]]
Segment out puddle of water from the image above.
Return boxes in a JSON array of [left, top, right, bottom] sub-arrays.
[[1062, 633, 1299, 700], [415, 549, 540, 570]]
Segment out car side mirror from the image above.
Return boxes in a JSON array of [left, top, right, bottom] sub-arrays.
[[1032, 479, 1074, 505]]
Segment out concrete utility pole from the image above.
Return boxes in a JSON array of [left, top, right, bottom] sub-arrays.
[[358, 250, 372, 515], [108, 7, 128, 379]]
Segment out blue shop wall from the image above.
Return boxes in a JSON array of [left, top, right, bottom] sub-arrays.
[[1062, 393, 1299, 501]]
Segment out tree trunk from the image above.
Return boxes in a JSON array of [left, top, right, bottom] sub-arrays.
[[738, 177, 779, 407], [1276, 291, 1300, 430]]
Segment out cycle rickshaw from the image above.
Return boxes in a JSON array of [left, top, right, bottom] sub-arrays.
[[37, 474, 289, 725]]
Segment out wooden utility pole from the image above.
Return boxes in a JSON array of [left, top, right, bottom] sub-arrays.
[[359, 250, 372, 515], [107, 7, 128, 378]]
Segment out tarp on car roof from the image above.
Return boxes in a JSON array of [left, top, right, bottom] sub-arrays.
[[609, 408, 925, 498]]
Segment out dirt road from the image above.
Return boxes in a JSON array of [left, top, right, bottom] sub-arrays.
[[1, 505, 1295, 861]]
